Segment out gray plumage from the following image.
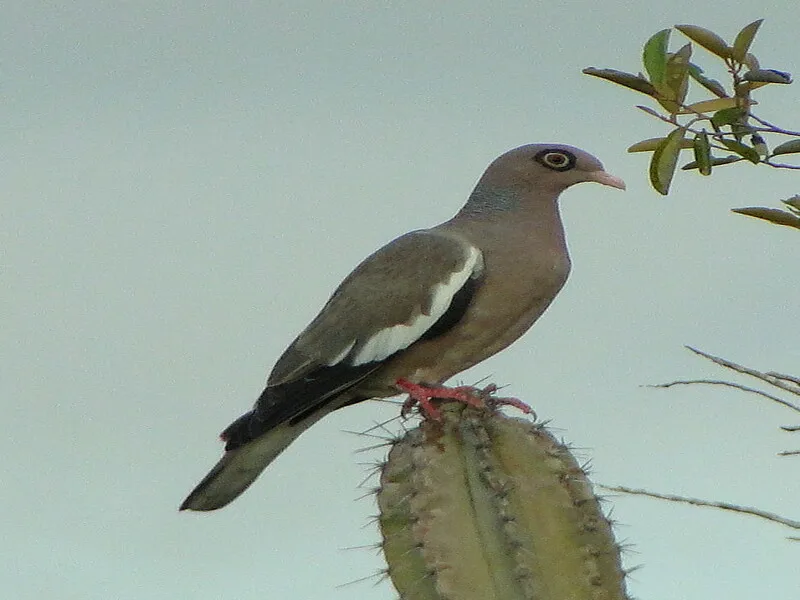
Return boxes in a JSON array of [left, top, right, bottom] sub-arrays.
[[181, 143, 625, 511]]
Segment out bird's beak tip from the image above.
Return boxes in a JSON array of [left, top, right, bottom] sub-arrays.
[[589, 170, 626, 191]]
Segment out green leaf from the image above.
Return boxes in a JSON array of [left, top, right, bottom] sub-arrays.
[[711, 107, 745, 128], [675, 24, 731, 59], [732, 19, 763, 62], [721, 139, 761, 163], [736, 81, 772, 94], [784, 195, 800, 212], [771, 139, 800, 156], [687, 63, 728, 97], [682, 155, 741, 170], [635, 104, 663, 118], [731, 207, 800, 229], [742, 69, 793, 84], [661, 44, 692, 110], [628, 137, 694, 152], [743, 53, 760, 70], [732, 122, 755, 142], [582, 68, 658, 96], [643, 29, 671, 85], [649, 128, 686, 195], [693, 131, 712, 175], [682, 97, 739, 114], [654, 88, 678, 115]]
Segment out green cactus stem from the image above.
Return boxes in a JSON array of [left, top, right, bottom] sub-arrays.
[[378, 402, 629, 600]]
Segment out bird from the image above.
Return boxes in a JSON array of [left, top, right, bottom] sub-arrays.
[[180, 143, 625, 511]]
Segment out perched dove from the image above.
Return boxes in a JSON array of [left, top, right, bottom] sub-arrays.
[[181, 143, 624, 511]]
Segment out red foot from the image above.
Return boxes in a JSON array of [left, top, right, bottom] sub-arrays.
[[395, 379, 484, 420], [475, 384, 533, 415], [395, 380, 536, 420]]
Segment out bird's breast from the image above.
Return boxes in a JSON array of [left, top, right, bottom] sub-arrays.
[[359, 241, 571, 395]]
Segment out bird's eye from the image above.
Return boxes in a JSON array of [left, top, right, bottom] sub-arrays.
[[534, 149, 576, 172], [542, 152, 568, 167]]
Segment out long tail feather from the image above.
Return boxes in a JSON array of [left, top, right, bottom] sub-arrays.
[[180, 420, 309, 511]]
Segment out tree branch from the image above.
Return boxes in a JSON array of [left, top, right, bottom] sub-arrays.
[[763, 160, 800, 170], [767, 372, 800, 387], [747, 113, 800, 137], [649, 378, 800, 413], [599, 484, 800, 533], [685, 346, 800, 408]]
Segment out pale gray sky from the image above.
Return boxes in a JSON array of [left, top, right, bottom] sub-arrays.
[[3, 2, 798, 599]]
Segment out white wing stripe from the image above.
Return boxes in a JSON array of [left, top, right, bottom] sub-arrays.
[[350, 245, 482, 366]]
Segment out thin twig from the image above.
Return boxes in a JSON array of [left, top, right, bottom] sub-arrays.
[[599, 484, 800, 531], [778, 450, 800, 456], [749, 126, 800, 137], [636, 105, 800, 169], [686, 346, 800, 408], [764, 160, 800, 170], [649, 378, 800, 412], [636, 105, 694, 130], [768, 372, 800, 387], [748, 113, 800, 136]]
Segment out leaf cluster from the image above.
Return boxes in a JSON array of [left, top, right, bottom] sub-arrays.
[[584, 20, 798, 228]]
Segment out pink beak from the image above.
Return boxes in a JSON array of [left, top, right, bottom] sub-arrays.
[[588, 170, 626, 190]]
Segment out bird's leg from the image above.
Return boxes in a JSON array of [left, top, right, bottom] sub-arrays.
[[395, 378, 484, 420]]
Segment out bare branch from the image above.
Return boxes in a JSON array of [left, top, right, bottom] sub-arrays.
[[767, 372, 800, 387], [634, 108, 800, 169], [648, 378, 799, 411], [686, 346, 800, 408], [747, 113, 800, 136], [763, 160, 800, 170], [599, 484, 800, 532], [749, 126, 800, 137]]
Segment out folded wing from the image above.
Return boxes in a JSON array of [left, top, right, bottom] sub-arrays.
[[180, 230, 484, 510]]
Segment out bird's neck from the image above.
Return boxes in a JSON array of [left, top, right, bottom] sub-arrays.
[[457, 185, 527, 216], [455, 181, 562, 224], [444, 184, 568, 254]]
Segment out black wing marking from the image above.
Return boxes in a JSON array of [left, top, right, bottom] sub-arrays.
[[419, 275, 478, 341], [222, 275, 481, 451], [221, 361, 379, 451]]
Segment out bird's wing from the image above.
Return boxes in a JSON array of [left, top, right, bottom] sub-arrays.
[[180, 229, 483, 511], [249, 228, 484, 435]]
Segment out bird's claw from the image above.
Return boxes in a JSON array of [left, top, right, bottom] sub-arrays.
[[395, 379, 534, 421], [469, 384, 536, 418], [396, 379, 483, 420], [484, 394, 536, 419]]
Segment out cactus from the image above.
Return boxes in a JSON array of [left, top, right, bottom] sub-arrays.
[[377, 401, 630, 600]]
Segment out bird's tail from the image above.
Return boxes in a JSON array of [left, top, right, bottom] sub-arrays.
[[180, 415, 318, 511]]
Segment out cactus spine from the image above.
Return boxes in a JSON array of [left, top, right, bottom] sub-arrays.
[[378, 402, 629, 600]]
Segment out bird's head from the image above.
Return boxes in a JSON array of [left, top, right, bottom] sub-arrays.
[[484, 143, 626, 196]]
